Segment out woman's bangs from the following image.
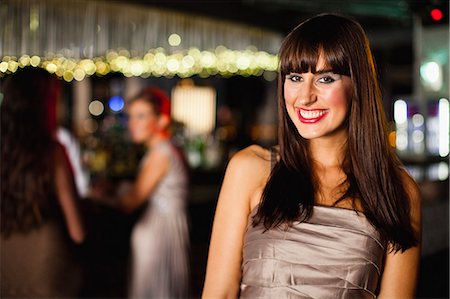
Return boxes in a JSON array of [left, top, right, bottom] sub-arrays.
[[320, 44, 351, 76], [280, 38, 350, 77], [280, 39, 319, 76]]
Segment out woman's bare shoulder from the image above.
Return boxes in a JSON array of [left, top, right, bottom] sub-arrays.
[[224, 145, 272, 197], [228, 145, 272, 175], [216, 145, 272, 215]]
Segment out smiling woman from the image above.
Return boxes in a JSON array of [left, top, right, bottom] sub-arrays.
[[202, 13, 421, 299]]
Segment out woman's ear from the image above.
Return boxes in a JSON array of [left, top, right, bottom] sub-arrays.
[[158, 114, 170, 130]]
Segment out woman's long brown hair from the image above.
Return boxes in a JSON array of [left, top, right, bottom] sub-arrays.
[[253, 13, 417, 252], [1, 67, 60, 236]]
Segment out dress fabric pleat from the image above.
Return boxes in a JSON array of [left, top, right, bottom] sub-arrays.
[[240, 205, 386, 299]]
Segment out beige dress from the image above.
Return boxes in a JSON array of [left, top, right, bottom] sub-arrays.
[[240, 205, 386, 298], [128, 141, 189, 298]]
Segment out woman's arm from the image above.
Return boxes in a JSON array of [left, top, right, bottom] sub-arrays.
[[378, 171, 422, 299], [119, 147, 170, 214], [54, 143, 86, 244], [202, 145, 270, 299]]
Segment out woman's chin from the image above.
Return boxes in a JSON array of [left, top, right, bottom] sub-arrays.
[[297, 129, 322, 140]]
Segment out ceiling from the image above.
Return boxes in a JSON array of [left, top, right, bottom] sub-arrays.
[[108, 0, 450, 50], [104, 0, 447, 95], [113, 0, 432, 34]]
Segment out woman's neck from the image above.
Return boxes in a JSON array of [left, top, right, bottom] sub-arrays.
[[308, 134, 351, 207], [308, 134, 347, 169], [147, 133, 169, 149]]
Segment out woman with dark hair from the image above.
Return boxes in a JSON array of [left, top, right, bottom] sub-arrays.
[[202, 14, 420, 298], [92, 87, 190, 298], [1, 67, 85, 297]]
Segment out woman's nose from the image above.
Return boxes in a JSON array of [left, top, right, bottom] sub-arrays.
[[296, 82, 317, 106]]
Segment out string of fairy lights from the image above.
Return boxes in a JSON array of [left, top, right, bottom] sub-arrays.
[[1, 0, 282, 81], [0, 46, 279, 81]]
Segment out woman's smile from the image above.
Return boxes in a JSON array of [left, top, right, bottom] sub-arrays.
[[297, 108, 329, 123]]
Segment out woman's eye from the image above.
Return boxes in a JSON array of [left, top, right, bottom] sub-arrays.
[[318, 75, 336, 84], [286, 74, 301, 82]]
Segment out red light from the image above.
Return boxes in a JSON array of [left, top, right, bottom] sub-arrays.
[[430, 8, 443, 21]]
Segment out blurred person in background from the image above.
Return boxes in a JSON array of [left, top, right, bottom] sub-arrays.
[[203, 13, 421, 299], [57, 126, 90, 198], [91, 87, 190, 298], [1, 67, 86, 298], [54, 77, 90, 198]]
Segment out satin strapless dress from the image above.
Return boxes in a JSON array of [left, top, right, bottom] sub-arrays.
[[129, 142, 189, 299], [240, 205, 386, 299]]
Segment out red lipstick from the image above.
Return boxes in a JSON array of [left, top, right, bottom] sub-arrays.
[[297, 108, 328, 124]]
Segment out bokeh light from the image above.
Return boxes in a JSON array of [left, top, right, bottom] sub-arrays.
[[168, 34, 181, 46], [108, 96, 125, 112], [430, 8, 443, 21], [89, 100, 104, 116], [0, 47, 279, 80]]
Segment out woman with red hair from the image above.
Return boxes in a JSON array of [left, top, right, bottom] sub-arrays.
[[93, 87, 190, 298]]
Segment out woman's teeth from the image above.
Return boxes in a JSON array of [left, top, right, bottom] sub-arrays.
[[300, 109, 327, 119]]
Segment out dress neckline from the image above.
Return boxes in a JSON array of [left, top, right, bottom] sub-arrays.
[[248, 203, 381, 238], [250, 203, 362, 216], [313, 204, 363, 214]]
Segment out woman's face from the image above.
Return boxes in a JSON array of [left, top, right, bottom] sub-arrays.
[[127, 99, 159, 143], [284, 55, 352, 141]]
